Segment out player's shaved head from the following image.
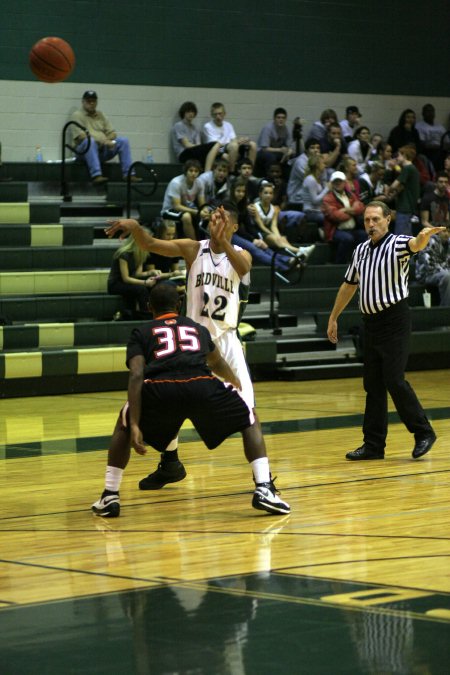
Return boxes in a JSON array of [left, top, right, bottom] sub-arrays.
[[149, 282, 180, 315]]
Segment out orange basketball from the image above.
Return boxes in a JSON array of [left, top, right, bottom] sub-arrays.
[[29, 37, 75, 83]]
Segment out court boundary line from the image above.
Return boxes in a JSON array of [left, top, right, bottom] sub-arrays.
[[0, 468, 448, 522]]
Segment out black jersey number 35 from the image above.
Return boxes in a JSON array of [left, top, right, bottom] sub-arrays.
[[200, 292, 227, 320], [153, 325, 201, 358]]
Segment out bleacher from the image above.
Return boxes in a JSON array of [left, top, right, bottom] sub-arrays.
[[0, 161, 449, 397]]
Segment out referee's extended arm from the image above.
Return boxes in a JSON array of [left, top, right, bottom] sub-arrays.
[[408, 225, 446, 252], [327, 282, 358, 344]]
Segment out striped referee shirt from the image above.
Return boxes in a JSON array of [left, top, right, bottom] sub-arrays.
[[344, 233, 413, 315]]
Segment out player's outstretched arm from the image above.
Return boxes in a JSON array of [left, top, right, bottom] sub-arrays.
[[207, 348, 241, 390], [105, 219, 200, 264]]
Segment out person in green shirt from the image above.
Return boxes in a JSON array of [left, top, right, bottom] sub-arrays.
[[387, 144, 420, 234]]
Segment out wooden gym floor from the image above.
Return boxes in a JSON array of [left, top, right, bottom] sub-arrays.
[[0, 371, 449, 674]]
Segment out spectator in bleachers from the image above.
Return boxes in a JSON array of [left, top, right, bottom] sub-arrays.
[[342, 156, 361, 201], [415, 104, 446, 169], [376, 141, 394, 167], [256, 108, 294, 177], [347, 126, 373, 175], [250, 182, 314, 258], [369, 132, 383, 160], [202, 102, 256, 173], [386, 145, 421, 234], [71, 90, 141, 184], [375, 141, 397, 186], [197, 158, 231, 230], [146, 221, 183, 283], [413, 150, 435, 192], [197, 158, 230, 203], [286, 137, 322, 207], [230, 178, 301, 276], [235, 157, 261, 200], [387, 109, 422, 154], [339, 106, 362, 143], [415, 176, 450, 305], [108, 233, 156, 319], [321, 123, 347, 171], [358, 161, 388, 205], [307, 108, 338, 144], [266, 163, 287, 207], [171, 101, 220, 172], [322, 171, 366, 263], [419, 172, 450, 229], [267, 162, 307, 239], [300, 155, 330, 226], [161, 159, 205, 239]]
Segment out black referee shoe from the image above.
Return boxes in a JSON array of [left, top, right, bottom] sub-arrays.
[[346, 445, 385, 460], [412, 432, 436, 459], [139, 461, 186, 490]]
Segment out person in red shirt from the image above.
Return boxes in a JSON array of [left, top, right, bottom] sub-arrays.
[[322, 171, 366, 263]]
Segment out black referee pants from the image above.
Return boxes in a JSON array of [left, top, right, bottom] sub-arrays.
[[362, 300, 432, 451]]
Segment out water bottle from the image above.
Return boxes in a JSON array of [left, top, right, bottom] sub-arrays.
[[145, 146, 154, 164], [35, 146, 43, 162]]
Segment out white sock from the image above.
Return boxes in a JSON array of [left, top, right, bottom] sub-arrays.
[[165, 437, 178, 452], [105, 466, 123, 492], [251, 457, 270, 484]]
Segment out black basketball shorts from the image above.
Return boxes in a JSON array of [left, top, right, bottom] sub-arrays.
[[121, 375, 252, 452]]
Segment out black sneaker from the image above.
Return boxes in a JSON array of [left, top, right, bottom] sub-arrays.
[[139, 461, 187, 490], [346, 444, 385, 460], [91, 490, 120, 517], [252, 476, 290, 515]]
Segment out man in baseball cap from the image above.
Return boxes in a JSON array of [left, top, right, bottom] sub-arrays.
[[322, 170, 366, 262], [71, 91, 142, 184], [330, 170, 347, 183]]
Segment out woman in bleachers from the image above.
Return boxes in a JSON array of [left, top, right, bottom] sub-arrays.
[[107, 233, 156, 319], [299, 155, 330, 227], [387, 109, 422, 153], [229, 178, 303, 276], [250, 181, 309, 256]]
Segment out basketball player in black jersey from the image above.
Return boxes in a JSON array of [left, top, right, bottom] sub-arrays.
[[92, 282, 287, 517]]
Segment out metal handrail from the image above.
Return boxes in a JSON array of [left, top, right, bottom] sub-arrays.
[[269, 248, 306, 334], [125, 161, 158, 218], [269, 249, 283, 335], [61, 121, 91, 201]]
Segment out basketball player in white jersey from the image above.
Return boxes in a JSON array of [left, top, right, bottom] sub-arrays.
[[105, 204, 290, 515]]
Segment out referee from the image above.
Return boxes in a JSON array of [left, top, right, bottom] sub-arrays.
[[327, 201, 445, 460]]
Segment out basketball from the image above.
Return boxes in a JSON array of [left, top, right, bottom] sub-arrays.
[[29, 37, 75, 83]]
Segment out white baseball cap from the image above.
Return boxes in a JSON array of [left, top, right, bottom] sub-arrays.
[[330, 171, 346, 182]]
